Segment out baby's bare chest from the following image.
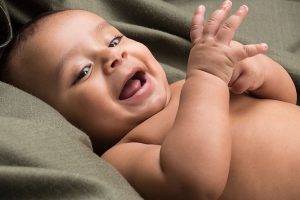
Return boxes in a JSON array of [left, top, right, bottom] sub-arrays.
[[222, 94, 300, 199], [125, 92, 300, 199]]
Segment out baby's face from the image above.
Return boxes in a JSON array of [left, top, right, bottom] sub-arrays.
[[16, 10, 170, 150]]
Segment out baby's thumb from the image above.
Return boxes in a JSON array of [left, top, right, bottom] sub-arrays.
[[236, 43, 268, 61]]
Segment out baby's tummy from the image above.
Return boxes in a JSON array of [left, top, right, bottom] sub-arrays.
[[221, 95, 300, 200]]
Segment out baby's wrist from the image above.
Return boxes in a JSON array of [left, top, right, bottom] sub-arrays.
[[186, 69, 230, 87], [186, 68, 232, 85]]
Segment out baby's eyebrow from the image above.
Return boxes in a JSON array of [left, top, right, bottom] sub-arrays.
[[95, 21, 110, 33]]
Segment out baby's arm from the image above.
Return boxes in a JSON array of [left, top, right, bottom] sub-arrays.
[[229, 41, 297, 104], [103, 1, 266, 199]]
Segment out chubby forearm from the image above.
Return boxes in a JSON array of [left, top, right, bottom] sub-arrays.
[[158, 1, 267, 198], [160, 71, 231, 199], [249, 54, 297, 104]]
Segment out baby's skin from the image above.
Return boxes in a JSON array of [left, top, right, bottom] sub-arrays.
[[5, 0, 300, 199], [103, 2, 300, 200]]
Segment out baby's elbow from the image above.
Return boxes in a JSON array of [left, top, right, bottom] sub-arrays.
[[285, 85, 297, 105], [272, 80, 297, 104], [291, 94, 297, 105], [284, 73, 298, 105], [292, 88, 298, 105]]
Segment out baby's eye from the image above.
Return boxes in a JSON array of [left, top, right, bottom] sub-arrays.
[[73, 65, 91, 84], [108, 35, 123, 47]]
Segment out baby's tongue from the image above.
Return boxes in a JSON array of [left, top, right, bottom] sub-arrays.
[[119, 79, 142, 100]]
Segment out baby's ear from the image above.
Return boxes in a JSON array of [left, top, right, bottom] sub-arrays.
[[0, 0, 13, 58]]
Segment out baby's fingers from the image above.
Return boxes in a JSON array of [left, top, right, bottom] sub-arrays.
[[190, 5, 205, 44], [204, 0, 232, 36], [234, 43, 268, 61], [216, 5, 248, 44]]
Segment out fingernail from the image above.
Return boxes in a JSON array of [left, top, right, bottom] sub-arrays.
[[197, 5, 205, 12], [240, 5, 248, 12], [222, 0, 232, 8], [261, 43, 268, 50]]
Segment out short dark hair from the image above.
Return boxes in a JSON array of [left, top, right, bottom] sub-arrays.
[[0, 10, 65, 83]]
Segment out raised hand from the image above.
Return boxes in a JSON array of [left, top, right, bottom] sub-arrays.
[[187, 0, 268, 84]]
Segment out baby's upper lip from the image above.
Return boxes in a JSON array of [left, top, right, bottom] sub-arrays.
[[118, 66, 145, 100]]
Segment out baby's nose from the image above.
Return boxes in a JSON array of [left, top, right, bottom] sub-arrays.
[[104, 50, 128, 75], [111, 51, 128, 68]]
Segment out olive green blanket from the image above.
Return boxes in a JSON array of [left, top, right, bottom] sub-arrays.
[[1, 0, 299, 199]]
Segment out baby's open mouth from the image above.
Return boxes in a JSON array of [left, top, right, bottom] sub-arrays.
[[119, 71, 146, 100]]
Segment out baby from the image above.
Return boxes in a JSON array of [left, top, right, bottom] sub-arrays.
[[1, 0, 299, 199]]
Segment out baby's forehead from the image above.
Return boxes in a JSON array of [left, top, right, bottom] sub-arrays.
[[34, 9, 109, 46], [16, 9, 106, 54], [22, 9, 107, 58], [27, 9, 108, 51], [44, 9, 106, 27]]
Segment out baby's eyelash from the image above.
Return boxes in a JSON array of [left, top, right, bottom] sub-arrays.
[[108, 35, 123, 47], [73, 64, 92, 85]]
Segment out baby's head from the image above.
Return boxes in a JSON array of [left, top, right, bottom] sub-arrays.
[[0, 10, 171, 154]]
